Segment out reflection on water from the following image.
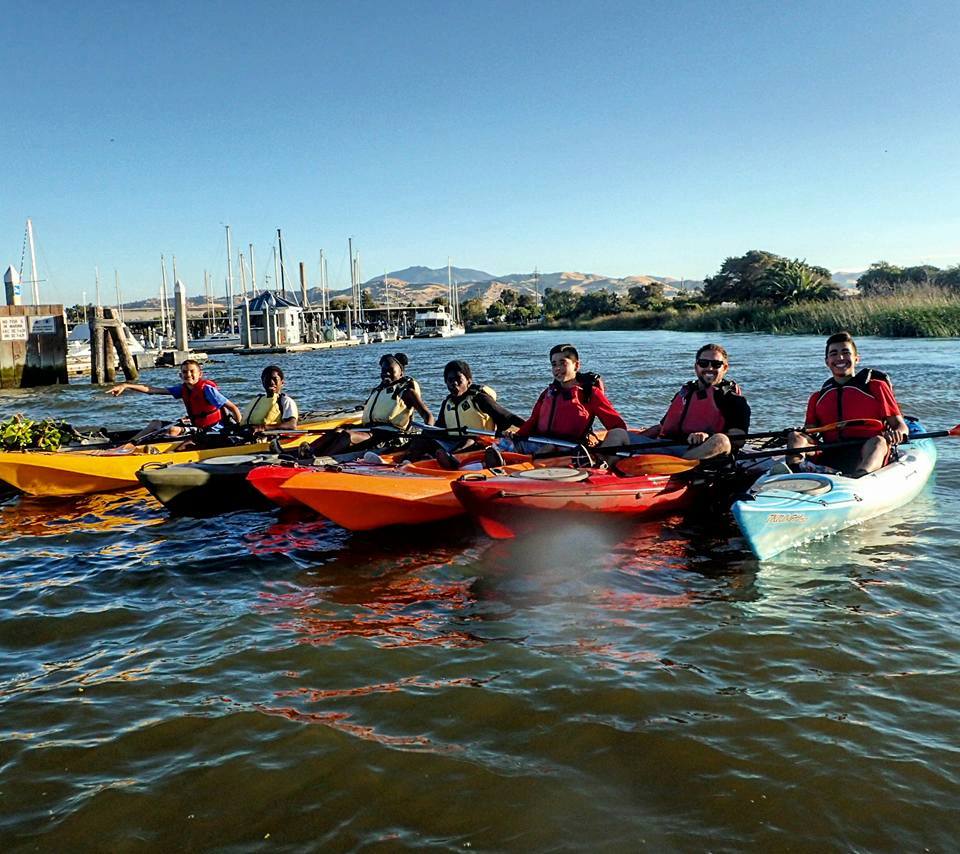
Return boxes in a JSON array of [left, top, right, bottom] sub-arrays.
[[0, 490, 163, 541], [1, 331, 957, 851]]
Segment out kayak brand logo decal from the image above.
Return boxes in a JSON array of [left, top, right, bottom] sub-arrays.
[[767, 513, 807, 523]]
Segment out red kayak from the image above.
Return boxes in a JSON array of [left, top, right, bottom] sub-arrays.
[[450, 466, 694, 538], [246, 462, 313, 507]]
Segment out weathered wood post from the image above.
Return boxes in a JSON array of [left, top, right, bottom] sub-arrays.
[[90, 306, 105, 384], [103, 323, 117, 384], [103, 307, 139, 381]]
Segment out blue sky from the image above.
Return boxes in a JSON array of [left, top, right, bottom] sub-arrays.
[[3, 0, 959, 303]]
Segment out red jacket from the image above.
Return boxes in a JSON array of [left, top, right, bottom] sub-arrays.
[[516, 380, 626, 443], [805, 368, 900, 442], [182, 379, 223, 428], [659, 379, 750, 440]]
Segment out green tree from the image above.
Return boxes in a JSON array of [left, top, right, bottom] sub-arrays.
[[938, 265, 960, 291], [627, 282, 665, 310], [329, 297, 350, 312], [460, 298, 487, 325], [759, 259, 839, 304], [703, 250, 782, 304], [542, 288, 580, 320], [506, 305, 534, 325], [856, 262, 903, 296], [499, 288, 519, 306], [431, 295, 450, 309], [486, 301, 507, 321], [361, 289, 377, 309], [578, 290, 623, 317]]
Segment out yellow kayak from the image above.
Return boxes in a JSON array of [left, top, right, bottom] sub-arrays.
[[0, 411, 360, 498]]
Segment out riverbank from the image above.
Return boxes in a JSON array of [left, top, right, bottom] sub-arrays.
[[473, 289, 960, 337]]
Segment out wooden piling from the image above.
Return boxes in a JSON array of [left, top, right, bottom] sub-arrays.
[[103, 325, 117, 384], [90, 307, 105, 384], [104, 308, 139, 381]]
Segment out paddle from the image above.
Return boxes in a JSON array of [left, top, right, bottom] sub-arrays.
[[736, 423, 960, 461], [608, 422, 956, 476], [616, 418, 885, 453]]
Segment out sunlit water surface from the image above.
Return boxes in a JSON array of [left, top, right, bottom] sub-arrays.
[[1, 331, 958, 851]]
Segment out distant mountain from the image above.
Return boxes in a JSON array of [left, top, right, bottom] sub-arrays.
[[123, 267, 706, 310], [380, 265, 498, 285], [831, 271, 863, 289], [342, 270, 705, 307]]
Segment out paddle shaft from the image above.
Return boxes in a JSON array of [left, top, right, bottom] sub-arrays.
[[737, 429, 954, 461]]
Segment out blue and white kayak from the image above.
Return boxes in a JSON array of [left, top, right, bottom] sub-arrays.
[[731, 422, 937, 561]]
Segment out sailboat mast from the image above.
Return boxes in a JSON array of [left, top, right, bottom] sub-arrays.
[[346, 238, 354, 324], [95, 266, 102, 309], [160, 255, 169, 337], [323, 255, 329, 318], [114, 269, 123, 324], [318, 249, 326, 318], [249, 244, 257, 298], [238, 253, 248, 303], [356, 250, 362, 323], [225, 226, 235, 333], [277, 228, 287, 300], [26, 218, 40, 305]]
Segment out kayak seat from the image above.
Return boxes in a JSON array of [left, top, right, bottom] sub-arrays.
[[755, 475, 832, 496], [510, 467, 591, 482]]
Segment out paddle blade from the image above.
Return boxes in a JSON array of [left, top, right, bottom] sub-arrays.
[[614, 454, 699, 476], [949, 424, 960, 436]]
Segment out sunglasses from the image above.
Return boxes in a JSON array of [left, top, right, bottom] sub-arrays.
[[696, 359, 725, 369]]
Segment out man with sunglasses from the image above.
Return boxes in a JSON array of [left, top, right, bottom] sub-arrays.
[[638, 343, 750, 460]]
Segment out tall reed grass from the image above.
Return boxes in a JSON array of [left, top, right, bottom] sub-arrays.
[[500, 288, 960, 337]]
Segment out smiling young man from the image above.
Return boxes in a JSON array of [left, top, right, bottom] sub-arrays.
[[640, 343, 750, 460], [243, 365, 299, 432], [786, 331, 908, 476]]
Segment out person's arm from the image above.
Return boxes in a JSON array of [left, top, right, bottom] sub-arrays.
[[514, 392, 546, 440], [273, 395, 299, 430], [475, 392, 525, 433], [202, 385, 242, 426], [402, 387, 434, 426], [874, 381, 909, 444], [223, 400, 243, 425], [588, 387, 627, 432], [106, 383, 171, 397], [719, 394, 750, 436], [801, 392, 820, 433]]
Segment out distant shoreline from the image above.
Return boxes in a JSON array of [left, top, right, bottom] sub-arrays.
[[470, 290, 960, 338]]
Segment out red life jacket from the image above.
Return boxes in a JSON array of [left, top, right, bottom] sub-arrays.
[[532, 373, 606, 441], [659, 379, 743, 440], [182, 379, 222, 428], [808, 368, 898, 442]]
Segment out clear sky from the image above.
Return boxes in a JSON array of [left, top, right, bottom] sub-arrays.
[[3, 0, 959, 304]]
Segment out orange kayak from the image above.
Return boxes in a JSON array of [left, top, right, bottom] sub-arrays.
[[279, 450, 544, 530]]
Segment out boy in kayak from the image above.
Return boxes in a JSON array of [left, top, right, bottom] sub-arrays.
[[495, 343, 629, 461], [785, 331, 908, 476], [242, 365, 299, 433], [637, 343, 750, 459], [107, 359, 242, 440]]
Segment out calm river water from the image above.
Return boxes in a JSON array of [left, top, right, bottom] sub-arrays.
[[1, 330, 958, 851]]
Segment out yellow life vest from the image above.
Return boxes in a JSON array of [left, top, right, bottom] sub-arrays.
[[440, 384, 497, 434], [362, 377, 421, 429], [244, 393, 284, 426]]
